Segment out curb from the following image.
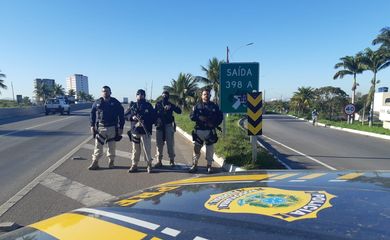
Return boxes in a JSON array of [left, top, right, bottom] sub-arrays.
[[287, 114, 390, 140]]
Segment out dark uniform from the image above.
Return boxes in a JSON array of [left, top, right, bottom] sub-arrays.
[[154, 93, 182, 167], [89, 96, 124, 170], [125, 90, 156, 173], [190, 100, 223, 173]]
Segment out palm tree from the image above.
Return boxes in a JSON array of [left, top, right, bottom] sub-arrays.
[[373, 27, 390, 50], [68, 89, 76, 97], [0, 70, 7, 95], [163, 73, 199, 111], [53, 84, 65, 96], [333, 55, 364, 105], [77, 91, 87, 101], [290, 87, 316, 116], [360, 48, 390, 126], [34, 82, 51, 103], [197, 57, 224, 104]]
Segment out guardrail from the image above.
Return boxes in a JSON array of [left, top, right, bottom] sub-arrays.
[[0, 103, 92, 122]]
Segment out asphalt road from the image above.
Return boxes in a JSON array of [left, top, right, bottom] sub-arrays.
[[0, 110, 91, 206], [259, 114, 390, 170]]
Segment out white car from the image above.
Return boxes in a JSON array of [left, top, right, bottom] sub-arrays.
[[44, 98, 70, 115]]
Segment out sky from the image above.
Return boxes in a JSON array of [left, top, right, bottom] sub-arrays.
[[0, 0, 389, 102]]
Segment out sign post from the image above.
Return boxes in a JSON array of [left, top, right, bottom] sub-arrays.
[[247, 92, 263, 164], [344, 104, 356, 124]]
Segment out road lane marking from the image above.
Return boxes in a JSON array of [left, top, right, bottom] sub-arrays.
[[0, 116, 73, 137], [329, 180, 347, 182], [31, 212, 148, 240], [256, 140, 292, 170], [40, 172, 115, 206], [289, 180, 306, 182], [74, 208, 160, 230], [161, 227, 180, 237], [0, 136, 92, 217], [269, 173, 298, 180], [337, 172, 364, 180], [299, 173, 327, 180], [262, 135, 337, 170], [194, 237, 209, 240]]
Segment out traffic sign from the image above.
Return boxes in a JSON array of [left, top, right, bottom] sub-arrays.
[[220, 62, 259, 113], [247, 92, 262, 135], [344, 104, 356, 115]]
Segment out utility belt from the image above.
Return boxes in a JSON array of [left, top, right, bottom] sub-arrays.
[[94, 124, 122, 145], [191, 128, 218, 146]]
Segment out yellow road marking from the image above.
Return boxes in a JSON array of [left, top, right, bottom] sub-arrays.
[[162, 174, 277, 186], [337, 172, 364, 180], [299, 173, 327, 180], [30, 213, 147, 240], [151, 237, 162, 240], [269, 173, 298, 180]]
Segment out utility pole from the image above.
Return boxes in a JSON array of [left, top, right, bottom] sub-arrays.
[[11, 82, 15, 102]]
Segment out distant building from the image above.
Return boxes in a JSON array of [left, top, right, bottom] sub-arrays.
[[66, 74, 89, 98]]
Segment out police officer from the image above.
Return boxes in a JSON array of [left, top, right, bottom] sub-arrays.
[[125, 89, 156, 173], [189, 89, 223, 173], [154, 90, 182, 168], [89, 86, 124, 170]]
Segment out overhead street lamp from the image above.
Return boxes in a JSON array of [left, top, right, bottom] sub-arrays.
[[226, 42, 254, 63]]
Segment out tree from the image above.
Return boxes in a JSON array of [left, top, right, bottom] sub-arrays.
[[197, 57, 224, 104], [68, 89, 76, 97], [333, 54, 364, 107], [290, 87, 316, 116], [314, 86, 348, 120], [373, 27, 390, 50], [53, 84, 65, 96], [85, 94, 94, 102], [0, 70, 7, 95], [360, 48, 390, 126], [34, 82, 52, 103], [77, 91, 87, 101], [22, 96, 32, 106], [163, 73, 199, 111]]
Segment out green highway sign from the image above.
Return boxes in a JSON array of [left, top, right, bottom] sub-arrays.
[[220, 62, 259, 113]]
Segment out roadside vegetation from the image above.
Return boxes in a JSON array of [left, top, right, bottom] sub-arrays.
[[175, 113, 285, 169]]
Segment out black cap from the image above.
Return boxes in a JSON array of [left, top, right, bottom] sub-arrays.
[[136, 89, 146, 96], [162, 90, 169, 96]]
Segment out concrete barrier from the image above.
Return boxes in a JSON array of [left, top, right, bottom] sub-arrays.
[[0, 103, 92, 122]]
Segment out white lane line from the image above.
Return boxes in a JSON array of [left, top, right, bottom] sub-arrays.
[[40, 172, 115, 206], [0, 136, 92, 217], [262, 135, 337, 171], [260, 180, 276, 183], [161, 227, 181, 237], [289, 180, 306, 182], [256, 140, 292, 170], [74, 208, 160, 230], [0, 116, 73, 137], [329, 180, 347, 182], [194, 237, 209, 240]]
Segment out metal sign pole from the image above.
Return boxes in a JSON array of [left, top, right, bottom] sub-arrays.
[[251, 135, 257, 164]]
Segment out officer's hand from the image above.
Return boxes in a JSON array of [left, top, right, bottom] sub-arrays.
[[199, 116, 207, 122], [164, 105, 171, 110], [90, 126, 96, 134], [118, 128, 123, 136]]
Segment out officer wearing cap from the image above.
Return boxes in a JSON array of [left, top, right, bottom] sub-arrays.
[[125, 89, 156, 173], [89, 86, 124, 170], [189, 89, 223, 174], [154, 90, 182, 168]]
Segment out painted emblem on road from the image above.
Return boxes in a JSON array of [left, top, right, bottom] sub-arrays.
[[205, 187, 335, 222]]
